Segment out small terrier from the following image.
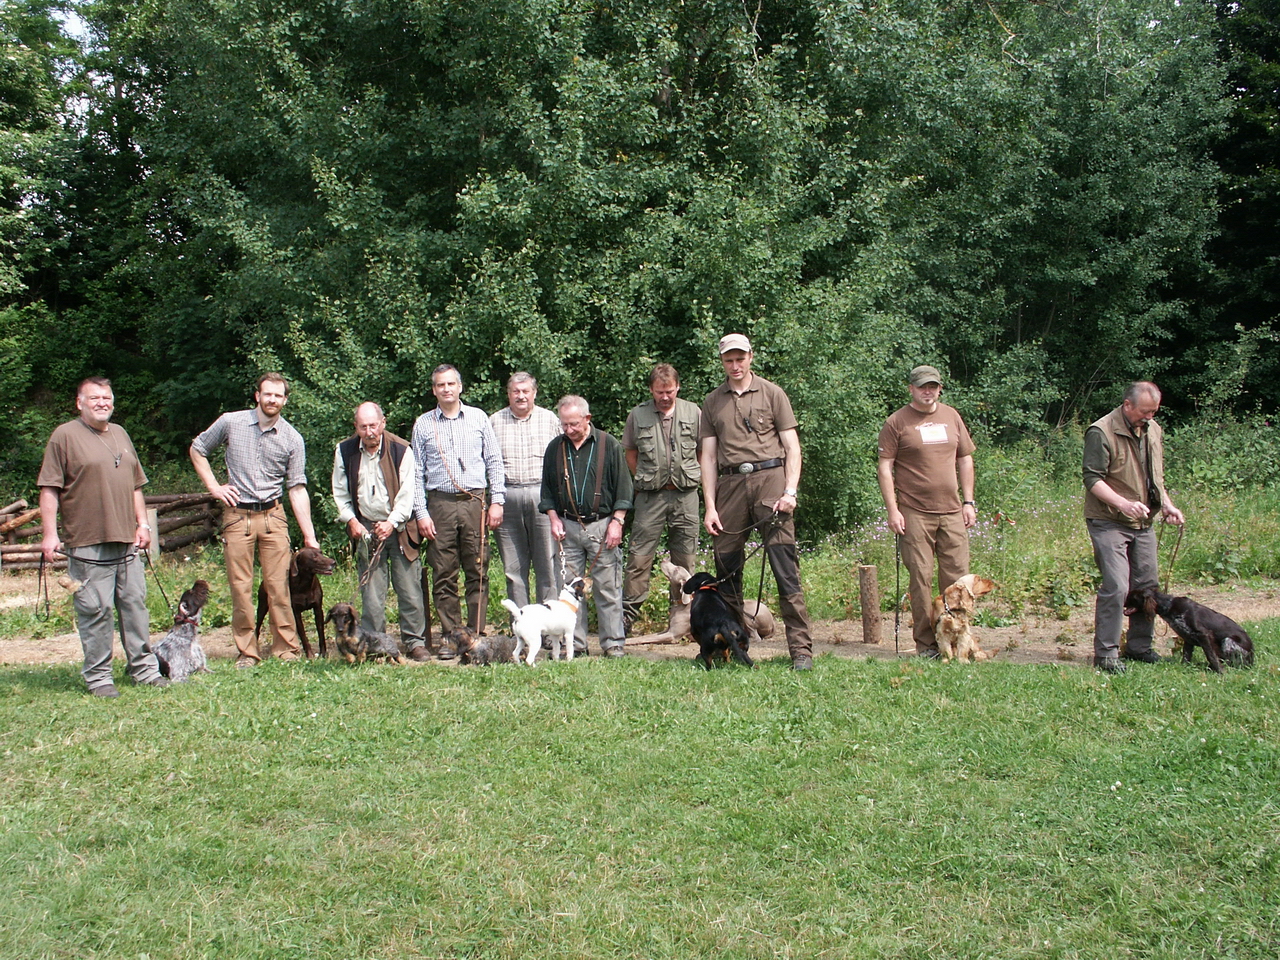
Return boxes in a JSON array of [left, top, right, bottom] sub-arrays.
[[502, 577, 588, 665], [325, 602, 406, 664], [150, 580, 212, 682]]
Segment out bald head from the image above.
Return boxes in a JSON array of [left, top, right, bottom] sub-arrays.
[[354, 402, 387, 452]]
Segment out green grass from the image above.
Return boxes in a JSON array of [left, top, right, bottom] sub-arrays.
[[2, 621, 1278, 959]]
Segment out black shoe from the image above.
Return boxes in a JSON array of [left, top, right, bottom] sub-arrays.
[[917, 649, 941, 661], [1094, 656, 1127, 674], [1122, 648, 1163, 664], [89, 683, 121, 698]]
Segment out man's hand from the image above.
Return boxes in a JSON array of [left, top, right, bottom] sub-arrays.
[[962, 503, 977, 529], [773, 492, 797, 515], [134, 524, 152, 552], [486, 503, 504, 530], [704, 507, 723, 536], [372, 520, 395, 541], [1120, 499, 1151, 521], [1162, 504, 1185, 526], [417, 516, 437, 541], [604, 517, 624, 549], [210, 483, 241, 507], [347, 518, 369, 541], [549, 514, 566, 542], [886, 507, 906, 536], [41, 532, 61, 564]]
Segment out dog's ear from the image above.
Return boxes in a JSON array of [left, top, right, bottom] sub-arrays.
[[1144, 593, 1157, 618], [971, 577, 996, 598], [290, 552, 300, 578]]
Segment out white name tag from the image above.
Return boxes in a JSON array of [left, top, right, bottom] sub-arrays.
[[918, 422, 949, 444]]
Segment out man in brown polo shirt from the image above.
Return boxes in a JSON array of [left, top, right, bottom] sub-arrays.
[[699, 333, 814, 670], [39, 377, 169, 696], [877, 365, 977, 658]]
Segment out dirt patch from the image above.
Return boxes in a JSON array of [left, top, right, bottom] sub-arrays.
[[2, 572, 1273, 670]]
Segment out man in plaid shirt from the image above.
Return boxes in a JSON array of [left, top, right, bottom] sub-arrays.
[[190, 372, 320, 666], [411, 364, 505, 646], [489, 372, 562, 608]]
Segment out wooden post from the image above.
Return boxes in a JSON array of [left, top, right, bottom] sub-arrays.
[[858, 564, 881, 644], [147, 507, 161, 563]]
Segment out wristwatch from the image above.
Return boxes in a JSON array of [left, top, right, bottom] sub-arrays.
[[962, 500, 976, 507], [784, 488, 798, 498]]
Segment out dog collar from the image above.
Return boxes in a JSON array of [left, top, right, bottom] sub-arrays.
[[174, 613, 199, 627]]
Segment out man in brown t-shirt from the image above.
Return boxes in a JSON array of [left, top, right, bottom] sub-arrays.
[[877, 365, 977, 657], [39, 378, 168, 697], [700, 333, 814, 670]]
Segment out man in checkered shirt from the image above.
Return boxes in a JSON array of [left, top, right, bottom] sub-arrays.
[[411, 364, 506, 646], [489, 372, 562, 608], [190, 372, 320, 666]]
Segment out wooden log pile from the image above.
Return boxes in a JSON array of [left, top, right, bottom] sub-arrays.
[[0, 494, 221, 572]]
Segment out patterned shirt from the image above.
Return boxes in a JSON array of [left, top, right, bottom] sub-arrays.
[[411, 404, 506, 516], [489, 405, 562, 485], [191, 409, 307, 502]]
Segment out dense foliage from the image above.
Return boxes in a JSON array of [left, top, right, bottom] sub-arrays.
[[2, 0, 1276, 532]]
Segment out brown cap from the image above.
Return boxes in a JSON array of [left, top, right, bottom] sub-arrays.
[[909, 365, 943, 387], [718, 333, 752, 355]]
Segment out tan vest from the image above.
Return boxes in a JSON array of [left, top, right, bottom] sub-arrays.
[[629, 398, 701, 491], [1084, 406, 1168, 529]]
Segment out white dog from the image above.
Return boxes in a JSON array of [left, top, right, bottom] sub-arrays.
[[502, 577, 588, 665]]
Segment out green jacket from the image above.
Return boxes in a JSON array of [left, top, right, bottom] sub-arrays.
[[1083, 406, 1169, 529]]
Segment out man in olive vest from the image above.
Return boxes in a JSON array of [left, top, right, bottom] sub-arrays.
[[621, 363, 702, 631], [332, 402, 429, 660], [1083, 381, 1185, 674]]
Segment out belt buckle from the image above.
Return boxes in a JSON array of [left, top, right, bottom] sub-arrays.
[[738, 462, 754, 475]]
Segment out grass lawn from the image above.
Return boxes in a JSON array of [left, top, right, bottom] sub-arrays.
[[2, 618, 1277, 960]]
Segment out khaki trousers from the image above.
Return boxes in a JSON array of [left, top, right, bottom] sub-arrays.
[[900, 506, 970, 655], [222, 504, 296, 660]]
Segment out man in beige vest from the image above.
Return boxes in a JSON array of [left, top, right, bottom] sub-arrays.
[[1083, 381, 1185, 673]]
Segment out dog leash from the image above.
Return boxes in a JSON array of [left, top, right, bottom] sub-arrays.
[[893, 534, 902, 657], [1158, 519, 1185, 594], [142, 550, 176, 619], [357, 533, 388, 589]]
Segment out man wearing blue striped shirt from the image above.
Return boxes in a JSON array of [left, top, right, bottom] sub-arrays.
[[411, 365, 505, 644]]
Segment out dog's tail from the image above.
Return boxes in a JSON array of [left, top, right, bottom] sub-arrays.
[[1223, 635, 1254, 667], [501, 599, 522, 622]]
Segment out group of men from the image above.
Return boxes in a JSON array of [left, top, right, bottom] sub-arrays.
[[39, 338, 1183, 696]]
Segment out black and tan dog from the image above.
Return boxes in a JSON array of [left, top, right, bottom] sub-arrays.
[[1124, 588, 1254, 674], [324, 602, 405, 665], [683, 572, 754, 670], [453, 627, 519, 665]]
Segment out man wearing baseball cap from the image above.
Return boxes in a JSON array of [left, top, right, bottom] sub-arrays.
[[699, 333, 814, 670], [876, 365, 978, 657]]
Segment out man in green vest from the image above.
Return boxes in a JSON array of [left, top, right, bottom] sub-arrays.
[[1083, 381, 1185, 674], [621, 363, 702, 632]]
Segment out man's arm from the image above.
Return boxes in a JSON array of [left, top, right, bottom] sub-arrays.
[[877, 457, 905, 536], [133, 488, 152, 551], [190, 446, 241, 507], [625, 448, 638, 474], [332, 445, 367, 540], [774, 427, 801, 514], [287, 484, 320, 549], [957, 454, 976, 529], [39, 486, 62, 563], [700, 435, 721, 535]]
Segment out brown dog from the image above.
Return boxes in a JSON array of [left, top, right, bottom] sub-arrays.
[[254, 546, 337, 658], [930, 574, 997, 662]]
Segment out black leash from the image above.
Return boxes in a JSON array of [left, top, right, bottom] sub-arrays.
[[1158, 519, 1185, 594], [142, 549, 175, 618], [893, 533, 902, 657]]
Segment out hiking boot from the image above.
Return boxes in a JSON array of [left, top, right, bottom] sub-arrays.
[[140, 676, 171, 688], [88, 682, 120, 698], [235, 656, 259, 670], [408, 645, 432, 662], [1094, 656, 1126, 674], [917, 649, 941, 661], [791, 655, 814, 671], [1122, 648, 1163, 664], [604, 645, 626, 658]]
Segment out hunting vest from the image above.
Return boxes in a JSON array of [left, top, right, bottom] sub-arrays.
[[338, 431, 420, 561], [629, 398, 702, 492]]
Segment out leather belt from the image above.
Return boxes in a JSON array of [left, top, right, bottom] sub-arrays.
[[234, 499, 280, 512], [429, 489, 483, 501], [719, 458, 784, 477]]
